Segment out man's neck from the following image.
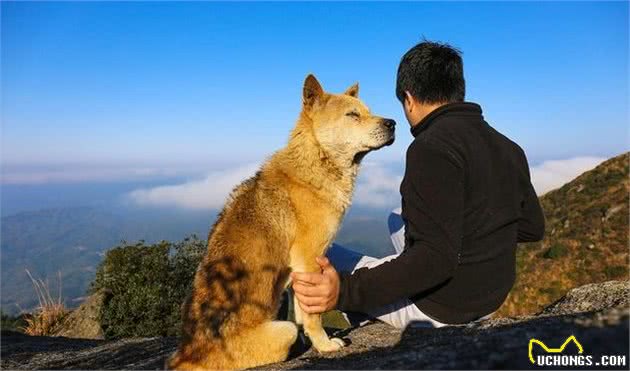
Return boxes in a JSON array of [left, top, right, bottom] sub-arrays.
[[410, 102, 447, 128]]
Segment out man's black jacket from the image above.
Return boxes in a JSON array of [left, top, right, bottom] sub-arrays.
[[337, 102, 545, 324]]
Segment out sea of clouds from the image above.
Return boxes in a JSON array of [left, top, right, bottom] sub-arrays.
[[124, 156, 606, 210]]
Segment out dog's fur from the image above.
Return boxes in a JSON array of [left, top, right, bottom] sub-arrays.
[[167, 75, 395, 370]]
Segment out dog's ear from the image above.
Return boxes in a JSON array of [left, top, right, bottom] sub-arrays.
[[303, 74, 324, 108], [344, 82, 359, 98]]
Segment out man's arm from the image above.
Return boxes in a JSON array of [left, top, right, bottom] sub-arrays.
[[336, 142, 464, 313], [517, 152, 545, 243]]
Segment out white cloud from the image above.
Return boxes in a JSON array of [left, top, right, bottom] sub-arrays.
[[126, 160, 401, 210], [1, 167, 167, 184], [127, 163, 260, 209], [0, 163, 215, 185], [353, 162, 403, 208], [352, 156, 607, 207], [125, 156, 606, 210], [530, 156, 605, 195]]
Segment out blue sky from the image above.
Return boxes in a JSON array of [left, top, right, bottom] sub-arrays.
[[1, 2, 628, 191]]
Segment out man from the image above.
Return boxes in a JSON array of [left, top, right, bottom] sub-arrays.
[[291, 40, 545, 328]]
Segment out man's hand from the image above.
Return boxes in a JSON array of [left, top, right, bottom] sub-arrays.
[[291, 256, 340, 314]]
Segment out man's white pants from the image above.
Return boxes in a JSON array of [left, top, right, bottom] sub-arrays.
[[326, 208, 447, 329]]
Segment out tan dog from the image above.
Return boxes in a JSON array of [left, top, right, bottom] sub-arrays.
[[167, 74, 395, 370]]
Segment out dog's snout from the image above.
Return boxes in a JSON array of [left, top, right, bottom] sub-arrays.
[[382, 119, 396, 130]]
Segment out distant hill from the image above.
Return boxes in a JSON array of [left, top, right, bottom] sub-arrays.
[[0, 205, 391, 315], [0, 207, 214, 314], [1, 208, 122, 314], [335, 215, 394, 258], [497, 152, 629, 316]]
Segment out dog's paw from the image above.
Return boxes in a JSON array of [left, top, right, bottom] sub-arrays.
[[314, 337, 345, 353], [330, 337, 345, 347]]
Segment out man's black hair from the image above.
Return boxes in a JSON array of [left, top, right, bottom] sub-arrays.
[[396, 40, 465, 104]]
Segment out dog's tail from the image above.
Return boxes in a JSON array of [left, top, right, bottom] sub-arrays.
[[165, 349, 190, 370]]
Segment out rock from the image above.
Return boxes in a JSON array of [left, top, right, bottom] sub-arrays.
[[604, 204, 624, 222], [0, 331, 174, 370], [52, 289, 110, 340], [1, 281, 628, 370], [538, 280, 628, 316]]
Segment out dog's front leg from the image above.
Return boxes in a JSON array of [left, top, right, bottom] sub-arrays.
[[300, 308, 345, 352], [291, 292, 303, 325], [290, 254, 344, 353]]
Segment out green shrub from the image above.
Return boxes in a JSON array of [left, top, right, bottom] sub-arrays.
[[538, 280, 563, 298], [1, 311, 26, 332], [91, 237, 206, 338], [91, 236, 349, 338], [543, 243, 569, 259], [604, 265, 628, 279]]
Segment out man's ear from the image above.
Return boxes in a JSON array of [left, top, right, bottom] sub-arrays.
[[404, 91, 415, 112], [344, 82, 359, 98], [303, 74, 324, 107]]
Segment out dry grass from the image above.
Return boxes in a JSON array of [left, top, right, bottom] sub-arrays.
[[20, 270, 67, 336], [495, 152, 629, 318]]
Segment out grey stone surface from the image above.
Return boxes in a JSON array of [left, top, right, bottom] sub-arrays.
[[52, 290, 111, 340], [2, 281, 628, 370]]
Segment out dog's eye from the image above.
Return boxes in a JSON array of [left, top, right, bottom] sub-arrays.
[[346, 111, 360, 119]]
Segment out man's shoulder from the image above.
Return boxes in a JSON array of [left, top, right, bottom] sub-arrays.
[[407, 135, 446, 157], [407, 135, 465, 171], [483, 123, 530, 165], [409, 115, 529, 172], [408, 113, 473, 159]]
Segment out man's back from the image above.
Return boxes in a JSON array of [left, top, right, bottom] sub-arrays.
[[330, 41, 545, 327], [404, 102, 545, 323], [336, 102, 545, 324]]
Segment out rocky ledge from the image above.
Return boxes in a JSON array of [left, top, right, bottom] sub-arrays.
[[2, 281, 628, 370]]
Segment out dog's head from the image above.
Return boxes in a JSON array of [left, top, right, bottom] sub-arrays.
[[301, 74, 395, 163]]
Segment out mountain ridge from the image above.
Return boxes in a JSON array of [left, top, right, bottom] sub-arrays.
[[497, 151, 628, 316]]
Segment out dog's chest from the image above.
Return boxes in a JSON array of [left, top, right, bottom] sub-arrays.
[[291, 191, 345, 252], [316, 209, 344, 248]]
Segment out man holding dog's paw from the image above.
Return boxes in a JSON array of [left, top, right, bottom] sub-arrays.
[[291, 40, 545, 328]]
